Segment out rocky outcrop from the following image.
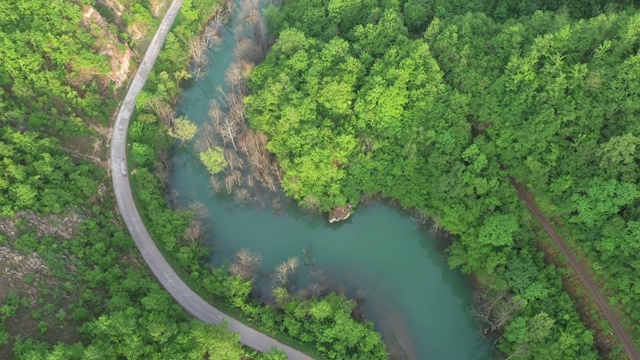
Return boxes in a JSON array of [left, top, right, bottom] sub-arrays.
[[81, 5, 134, 90], [328, 203, 352, 223], [0, 210, 84, 240], [101, 0, 125, 17], [150, 0, 166, 17], [0, 246, 49, 299]]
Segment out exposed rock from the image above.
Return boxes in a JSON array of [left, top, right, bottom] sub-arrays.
[[328, 203, 352, 223], [150, 0, 166, 17], [128, 23, 146, 42], [101, 0, 125, 17], [0, 246, 49, 299], [80, 5, 134, 90], [0, 210, 84, 240]]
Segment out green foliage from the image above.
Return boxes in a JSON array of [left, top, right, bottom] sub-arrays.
[[1, 291, 20, 321], [397, 0, 636, 29], [0, 324, 8, 346], [200, 270, 387, 359], [277, 293, 386, 359], [247, 0, 640, 357], [0, 127, 97, 216], [168, 116, 199, 145], [131, 142, 156, 168], [0, 1, 276, 360], [569, 177, 639, 228], [255, 348, 288, 360], [0, 0, 117, 130], [200, 147, 228, 175]]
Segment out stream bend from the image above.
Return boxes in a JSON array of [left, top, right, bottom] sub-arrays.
[[109, 1, 313, 358]]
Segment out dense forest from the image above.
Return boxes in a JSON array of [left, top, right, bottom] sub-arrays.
[[1, 0, 387, 359], [243, 0, 640, 358], [3, 0, 640, 358], [0, 0, 288, 358]]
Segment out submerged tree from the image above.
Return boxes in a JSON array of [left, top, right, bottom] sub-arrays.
[[189, 37, 212, 80], [230, 248, 262, 281], [469, 290, 525, 337], [183, 202, 209, 245], [273, 257, 299, 288]]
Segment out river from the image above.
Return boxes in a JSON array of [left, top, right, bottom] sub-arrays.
[[168, 2, 494, 359]]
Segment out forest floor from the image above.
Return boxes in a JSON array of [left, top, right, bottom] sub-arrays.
[[509, 177, 640, 360]]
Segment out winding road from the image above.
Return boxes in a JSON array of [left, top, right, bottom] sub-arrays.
[[510, 177, 640, 360], [109, 1, 312, 358]]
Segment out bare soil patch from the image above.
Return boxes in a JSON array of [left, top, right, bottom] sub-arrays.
[[0, 211, 84, 241], [0, 246, 49, 300], [80, 5, 134, 90]]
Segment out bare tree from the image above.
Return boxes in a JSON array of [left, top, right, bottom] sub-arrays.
[[169, 189, 181, 207], [470, 291, 525, 336], [144, 98, 175, 126], [189, 37, 211, 80], [308, 270, 328, 298], [228, 94, 246, 133], [183, 216, 204, 245], [208, 99, 224, 134], [210, 0, 234, 34], [226, 60, 253, 95], [232, 0, 268, 60], [224, 147, 244, 171], [208, 97, 241, 151], [202, 27, 221, 49], [244, 0, 268, 54], [210, 175, 223, 193], [225, 170, 242, 193], [505, 345, 529, 360], [429, 217, 442, 235], [360, 135, 375, 154], [301, 195, 322, 215], [245, 173, 255, 188], [154, 150, 172, 183], [189, 201, 208, 219], [273, 257, 299, 287], [234, 37, 261, 63], [194, 0, 281, 206], [239, 130, 278, 191], [196, 122, 217, 153], [411, 209, 429, 225], [233, 188, 250, 204], [181, 202, 209, 245], [230, 248, 262, 281]]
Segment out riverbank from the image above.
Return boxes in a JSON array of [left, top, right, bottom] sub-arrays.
[[124, 0, 388, 358]]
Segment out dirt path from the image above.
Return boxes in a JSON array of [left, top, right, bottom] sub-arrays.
[[509, 177, 640, 360], [109, 0, 312, 358]]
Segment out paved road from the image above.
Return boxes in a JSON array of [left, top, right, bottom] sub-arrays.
[[510, 177, 640, 360], [109, 1, 312, 358]]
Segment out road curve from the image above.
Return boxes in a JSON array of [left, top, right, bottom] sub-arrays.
[[109, 1, 312, 358], [509, 177, 640, 360]]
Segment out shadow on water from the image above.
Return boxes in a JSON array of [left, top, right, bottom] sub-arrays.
[[318, 265, 419, 360]]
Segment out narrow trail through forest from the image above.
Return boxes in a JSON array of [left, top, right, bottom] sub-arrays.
[[109, 0, 312, 358], [509, 177, 640, 360]]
